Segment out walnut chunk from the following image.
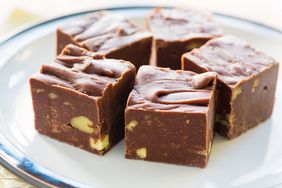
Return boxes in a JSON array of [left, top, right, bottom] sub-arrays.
[[252, 79, 260, 93], [70, 116, 94, 134], [136, 147, 147, 159], [63, 101, 74, 109], [89, 134, 109, 151], [226, 113, 235, 124], [126, 120, 138, 132], [50, 107, 57, 117], [33, 88, 45, 93], [194, 150, 208, 156], [232, 86, 242, 100], [48, 92, 58, 99], [63, 101, 71, 106]]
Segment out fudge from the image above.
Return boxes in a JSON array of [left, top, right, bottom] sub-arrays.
[[147, 7, 222, 70], [125, 65, 217, 168], [57, 11, 152, 70], [182, 35, 279, 139], [30, 44, 136, 155]]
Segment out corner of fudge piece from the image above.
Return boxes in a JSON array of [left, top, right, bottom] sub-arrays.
[[56, 11, 107, 54], [57, 11, 152, 70], [125, 65, 217, 168], [182, 35, 279, 139], [147, 7, 223, 69], [30, 44, 136, 155]]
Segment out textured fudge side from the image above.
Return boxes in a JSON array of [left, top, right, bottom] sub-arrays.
[[125, 66, 217, 168], [30, 45, 136, 155], [147, 7, 222, 69], [57, 11, 152, 70], [182, 35, 279, 139]]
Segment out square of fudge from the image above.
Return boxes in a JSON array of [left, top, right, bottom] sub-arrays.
[[57, 11, 152, 70], [147, 7, 222, 70], [182, 35, 279, 139], [30, 44, 136, 155], [125, 65, 217, 168]]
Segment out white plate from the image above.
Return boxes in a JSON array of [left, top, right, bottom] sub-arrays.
[[0, 6, 282, 188]]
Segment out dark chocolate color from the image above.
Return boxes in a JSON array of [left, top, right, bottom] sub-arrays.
[[125, 66, 217, 168], [147, 8, 222, 69], [30, 44, 136, 155], [182, 35, 279, 139], [57, 11, 152, 70]]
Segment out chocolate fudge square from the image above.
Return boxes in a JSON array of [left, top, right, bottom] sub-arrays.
[[147, 8, 222, 70], [125, 66, 217, 168], [30, 44, 136, 155], [57, 11, 152, 70], [182, 35, 279, 139]]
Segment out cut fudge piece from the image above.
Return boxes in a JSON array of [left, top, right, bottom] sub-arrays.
[[57, 11, 152, 70], [125, 65, 217, 168], [182, 35, 279, 139], [147, 7, 222, 70], [30, 44, 136, 155]]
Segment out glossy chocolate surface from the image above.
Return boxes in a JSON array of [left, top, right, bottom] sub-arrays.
[[38, 44, 134, 96], [128, 66, 216, 110], [57, 11, 152, 69], [147, 8, 222, 70], [125, 66, 216, 168], [182, 35, 278, 85], [148, 8, 222, 41], [182, 35, 279, 139], [30, 44, 136, 155]]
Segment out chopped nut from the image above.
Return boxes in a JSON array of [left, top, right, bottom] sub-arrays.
[[194, 150, 208, 156], [48, 92, 58, 99], [232, 86, 242, 100], [226, 113, 235, 124], [34, 88, 45, 93], [126, 120, 138, 132], [70, 116, 94, 134], [252, 79, 260, 93], [89, 134, 109, 151], [136, 147, 147, 159], [63, 101, 74, 109], [208, 141, 212, 155], [50, 107, 57, 117], [63, 101, 71, 106]]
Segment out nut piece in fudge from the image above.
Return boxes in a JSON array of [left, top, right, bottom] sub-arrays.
[[57, 11, 152, 70], [125, 65, 217, 168], [147, 7, 222, 70], [30, 44, 136, 155], [182, 35, 279, 139]]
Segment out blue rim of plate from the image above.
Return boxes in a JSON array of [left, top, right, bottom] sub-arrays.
[[0, 6, 282, 188]]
